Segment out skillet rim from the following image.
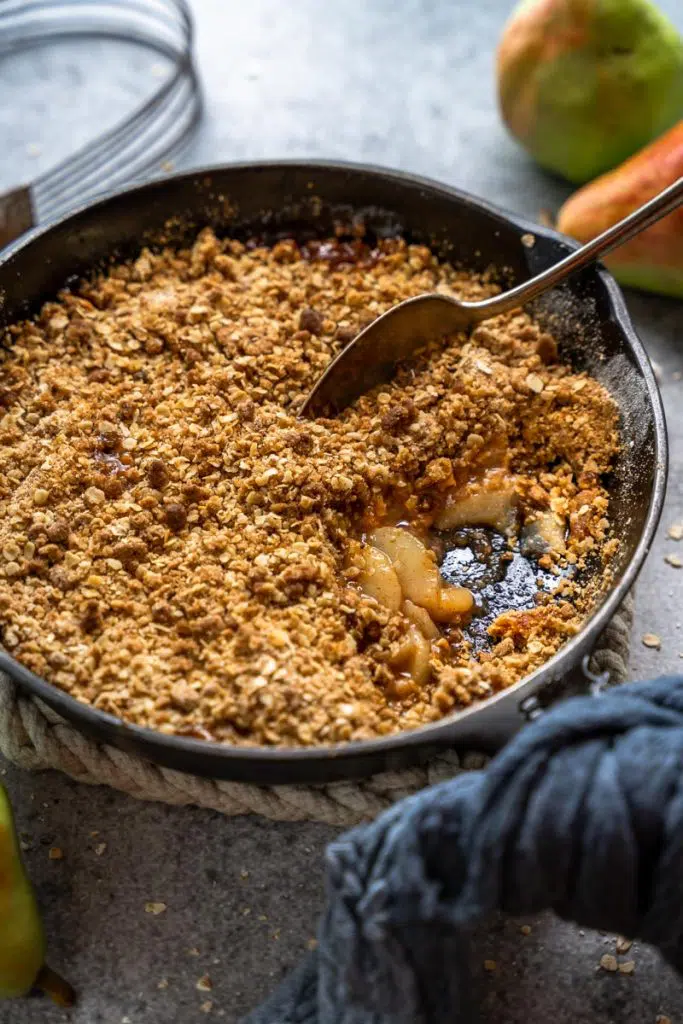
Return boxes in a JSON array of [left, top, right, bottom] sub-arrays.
[[0, 158, 668, 780]]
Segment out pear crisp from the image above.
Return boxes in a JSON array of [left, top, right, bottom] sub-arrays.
[[0, 229, 620, 746]]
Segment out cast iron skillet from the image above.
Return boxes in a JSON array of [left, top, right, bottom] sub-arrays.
[[0, 161, 668, 784]]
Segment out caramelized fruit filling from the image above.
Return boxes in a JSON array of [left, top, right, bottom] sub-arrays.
[[352, 465, 571, 686]]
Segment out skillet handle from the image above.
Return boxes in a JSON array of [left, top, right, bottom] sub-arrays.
[[0, 185, 35, 251], [518, 657, 612, 723]]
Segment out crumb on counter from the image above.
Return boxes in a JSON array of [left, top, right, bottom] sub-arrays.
[[144, 902, 167, 915]]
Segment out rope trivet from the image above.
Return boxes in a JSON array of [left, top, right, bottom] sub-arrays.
[[0, 593, 634, 827]]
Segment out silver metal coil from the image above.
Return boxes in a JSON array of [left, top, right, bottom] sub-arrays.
[[0, 0, 202, 225]]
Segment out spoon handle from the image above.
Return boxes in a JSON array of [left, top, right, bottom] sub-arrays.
[[472, 176, 683, 319]]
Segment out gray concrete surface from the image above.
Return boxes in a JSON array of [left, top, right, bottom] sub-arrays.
[[1, 0, 682, 1020]]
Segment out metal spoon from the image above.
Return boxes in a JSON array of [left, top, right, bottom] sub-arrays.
[[300, 177, 683, 418]]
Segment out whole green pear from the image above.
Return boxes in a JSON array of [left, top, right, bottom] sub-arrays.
[[497, 0, 683, 184], [0, 783, 73, 1005], [0, 783, 45, 998]]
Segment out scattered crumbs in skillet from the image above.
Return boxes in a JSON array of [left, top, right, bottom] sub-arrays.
[[0, 229, 620, 746]]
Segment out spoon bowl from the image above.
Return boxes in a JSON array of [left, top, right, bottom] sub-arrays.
[[300, 177, 683, 418]]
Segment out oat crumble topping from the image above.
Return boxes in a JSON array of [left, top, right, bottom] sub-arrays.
[[0, 229, 619, 745]]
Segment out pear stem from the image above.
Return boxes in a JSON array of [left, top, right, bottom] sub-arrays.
[[34, 964, 75, 1007]]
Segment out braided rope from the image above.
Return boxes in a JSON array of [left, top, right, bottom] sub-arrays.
[[0, 593, 633, 826]]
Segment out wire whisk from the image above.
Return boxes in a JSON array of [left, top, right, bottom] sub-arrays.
[[0, 0, 202, 228]]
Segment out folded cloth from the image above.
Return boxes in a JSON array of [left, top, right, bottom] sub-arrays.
[[245, 676, 683, 1023]]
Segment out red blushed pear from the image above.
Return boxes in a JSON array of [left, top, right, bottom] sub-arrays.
[[497, 0, 683, 184], [557, 121, 683, 298]]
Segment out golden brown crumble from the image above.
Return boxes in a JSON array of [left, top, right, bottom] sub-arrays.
[[0, 229, 619, 745]]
